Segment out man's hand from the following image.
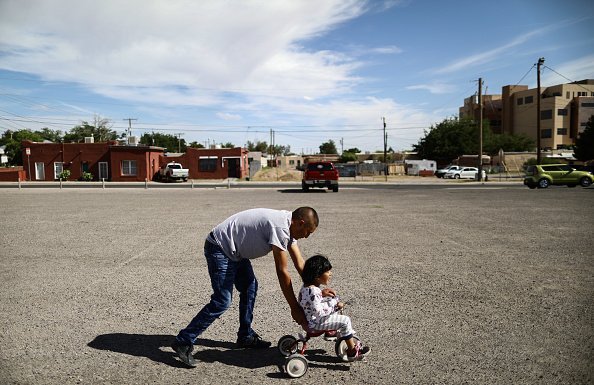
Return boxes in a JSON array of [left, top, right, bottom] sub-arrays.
[[291, 305, 306, 326], [321, 288, 336, 297]]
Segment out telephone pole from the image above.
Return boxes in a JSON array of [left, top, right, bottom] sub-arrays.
[[123, 118, 137, 144], [536, 57, 545, 164], [175, 133, 184, 153], [478, 77, 483, 181], [383, 117, 387, 181]]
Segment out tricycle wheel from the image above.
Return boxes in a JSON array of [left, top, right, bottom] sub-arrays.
[[277, 335, 298, 357], [285, 354, 308, 378], [335, 335, 361, 362]]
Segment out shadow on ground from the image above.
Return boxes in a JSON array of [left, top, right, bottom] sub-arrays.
[[88, 333, 350, 376]]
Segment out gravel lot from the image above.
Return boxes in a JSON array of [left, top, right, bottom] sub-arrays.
[[0, 185, 592, 384]]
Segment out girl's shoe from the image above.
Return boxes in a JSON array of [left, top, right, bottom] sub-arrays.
[[347, 342, 370, 362]]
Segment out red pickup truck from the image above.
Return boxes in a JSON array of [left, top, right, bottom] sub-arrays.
[[302, 161, 339, 192]]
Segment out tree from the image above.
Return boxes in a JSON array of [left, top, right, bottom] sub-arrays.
[[339, 151, 358, 163], [574, 115, 594, 161], [188, 141, 205, 148], [319, 140, 338, 154], [345, 147, 361, 154], [63, 118, 118, 143], [0, 129, 57, 165], [246, 140, 268, 152], [220, 142, 235, 148], [413, 116, 534, 164], [140, 132, 186, 152]]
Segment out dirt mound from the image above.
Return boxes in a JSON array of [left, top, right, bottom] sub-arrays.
[[251, 168, 302, 181]]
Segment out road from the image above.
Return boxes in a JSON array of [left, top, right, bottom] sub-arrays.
[[0, 186, 592, 384]]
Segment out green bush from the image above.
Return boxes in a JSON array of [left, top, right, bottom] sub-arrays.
[[58, 169, 71, 180], [82, 172, 93, 181]]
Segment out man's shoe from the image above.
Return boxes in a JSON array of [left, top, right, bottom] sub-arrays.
[[171, 340, 197, 367], [236, 332, 272, 349]]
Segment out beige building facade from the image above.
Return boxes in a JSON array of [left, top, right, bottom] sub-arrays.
[[462, 79, 594, 151]]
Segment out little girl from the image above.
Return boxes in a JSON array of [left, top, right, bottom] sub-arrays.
[[298, 254, 370, 361]]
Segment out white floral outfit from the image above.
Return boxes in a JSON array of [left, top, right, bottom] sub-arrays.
[[298, 285, 354, 338]]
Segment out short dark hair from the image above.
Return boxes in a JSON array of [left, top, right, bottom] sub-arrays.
[[301, 254, 332, 286], [293, 207, 319, 227]]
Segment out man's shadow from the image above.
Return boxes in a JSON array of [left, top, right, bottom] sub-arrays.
[[88, 333, 350, 375], [88, 333, 281, 369]]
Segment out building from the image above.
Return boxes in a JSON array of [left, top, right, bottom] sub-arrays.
[[459, 94, 503, 134], [19, 140, 250, 181], [461, 79, 594, 151], [21, 140, 163, 182]]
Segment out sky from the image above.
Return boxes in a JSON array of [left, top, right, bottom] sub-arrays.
[[0, 0, 593, 153]]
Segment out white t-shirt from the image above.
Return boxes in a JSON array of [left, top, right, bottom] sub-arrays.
[[209, 208, 295, 261]]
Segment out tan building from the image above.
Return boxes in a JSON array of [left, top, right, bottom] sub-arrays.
[[459, 94, 503, 134], [462, 79, 594, 151]]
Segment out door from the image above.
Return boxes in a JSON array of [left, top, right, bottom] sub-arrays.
[[35, 162, 45, 180], [227, 158, 239, 178], [98, 162, 109, 180]]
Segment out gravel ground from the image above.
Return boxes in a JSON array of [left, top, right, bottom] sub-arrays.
[[0, 186, 592, 385]]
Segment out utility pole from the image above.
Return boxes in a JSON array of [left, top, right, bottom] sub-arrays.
[[478, 77, 483, 181], [536, 57, 545, 164], [175, 133, 184, 153], [123, 118, 137, 144], [340, 137, 344, 154], [383, 117, 388, 181]]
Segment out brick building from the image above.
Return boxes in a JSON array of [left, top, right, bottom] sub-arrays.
[[19, 140, 249, 181]]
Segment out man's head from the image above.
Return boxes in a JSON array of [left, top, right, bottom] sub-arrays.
[[290, 207, 319, 240]]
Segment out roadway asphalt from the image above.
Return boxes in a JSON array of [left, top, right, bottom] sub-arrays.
[[0, 185, 592, 384]]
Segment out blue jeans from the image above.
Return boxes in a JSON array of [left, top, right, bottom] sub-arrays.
[[176, 240, 258, 346]]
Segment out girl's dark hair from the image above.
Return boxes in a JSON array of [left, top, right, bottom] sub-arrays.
[[301, 254, 332, 286]]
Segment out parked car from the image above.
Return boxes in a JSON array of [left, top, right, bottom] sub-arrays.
[[157, 162, 189, 182], [434, 165, 462, 178], [523, 164, 594, 189], [302, 161, 339, 192], [444, 166, 485, 180]]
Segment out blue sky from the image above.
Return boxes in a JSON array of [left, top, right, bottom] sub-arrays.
[[0, 0, 592, 153]]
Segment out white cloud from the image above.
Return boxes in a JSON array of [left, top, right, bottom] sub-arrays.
[[217, 112, 241, 121], [541, 54, 594, 86], [406, 83, 456, 94], [434, 26, 551, 75]]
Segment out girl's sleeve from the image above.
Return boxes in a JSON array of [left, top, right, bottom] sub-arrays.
[[311, 290, 336, 317]]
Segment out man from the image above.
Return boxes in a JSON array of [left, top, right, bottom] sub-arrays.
[[172, 207, 319, 367]]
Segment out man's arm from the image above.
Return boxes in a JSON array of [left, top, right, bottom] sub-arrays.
[[287, 241, 305, 275], [273, 245, 306, 326]]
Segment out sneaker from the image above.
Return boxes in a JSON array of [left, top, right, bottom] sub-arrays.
[[171, 340, 197, 367], [347, 342, 370, 362], [236, 332, 272, 349], [323, 331, 337, 341]]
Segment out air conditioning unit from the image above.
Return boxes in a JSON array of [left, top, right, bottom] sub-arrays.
[[84, 137, 94, 143], [128, 136, 139, 146]]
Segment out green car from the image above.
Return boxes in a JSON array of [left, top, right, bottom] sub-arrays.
[[524, 164, 594, 189]]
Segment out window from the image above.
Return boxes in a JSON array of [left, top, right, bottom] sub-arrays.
[[557, 128, 567, 135], [199, 158, 217, 172], [525, 95, 534, 104], [517, 97, 524, 105], [566, 92, 570, 99], [289, 160, 295, 165], [540, 129, 552, 139], [540, 109, 553, 120], [581, 102, 594, 107], [122, 160, 137, 176], [557, 109, 568, 116], [578, 92, 587, 97], [54, 162, 64, 179]]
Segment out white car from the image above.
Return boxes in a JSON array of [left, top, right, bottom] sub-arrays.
[[445, 166, 486, 180]]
